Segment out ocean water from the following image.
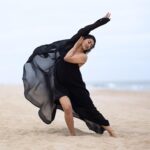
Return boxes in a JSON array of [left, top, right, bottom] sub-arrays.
[[87, 81, 150, 91]]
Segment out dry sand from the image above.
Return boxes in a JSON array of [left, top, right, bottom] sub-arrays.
[[0, 85, 150, 150]]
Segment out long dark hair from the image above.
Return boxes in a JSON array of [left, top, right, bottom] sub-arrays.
[[83, 34, 96, 54]]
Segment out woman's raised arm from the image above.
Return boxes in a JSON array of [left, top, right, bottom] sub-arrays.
[[70, 12, 111, 43]]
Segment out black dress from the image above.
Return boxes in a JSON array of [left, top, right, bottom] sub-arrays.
[[54, 55, 110, 126], [22, 17, 110, 134]]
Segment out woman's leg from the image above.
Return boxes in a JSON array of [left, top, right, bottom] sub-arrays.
[[59, 96, 76, 136]]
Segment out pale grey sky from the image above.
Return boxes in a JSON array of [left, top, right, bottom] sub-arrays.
[[0, 0, 150, 84]]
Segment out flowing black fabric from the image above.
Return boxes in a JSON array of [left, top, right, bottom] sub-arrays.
[[22, 17, 110, 134]]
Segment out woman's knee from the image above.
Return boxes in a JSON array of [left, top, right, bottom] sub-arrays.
[[59, 96, 73, 114]]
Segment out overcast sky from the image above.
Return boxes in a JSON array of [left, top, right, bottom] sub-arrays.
[[0, 0, 150, 84]]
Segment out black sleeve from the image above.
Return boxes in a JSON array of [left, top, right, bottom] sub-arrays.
[[70, 17, 110, 43]]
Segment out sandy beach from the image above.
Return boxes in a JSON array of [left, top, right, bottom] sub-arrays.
[[0, 85, 150, 150]]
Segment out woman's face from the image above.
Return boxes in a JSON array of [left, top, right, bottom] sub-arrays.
[[82, 38, 95, 51]]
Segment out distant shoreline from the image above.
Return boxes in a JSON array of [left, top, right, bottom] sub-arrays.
[[0, 82, 150, 92]]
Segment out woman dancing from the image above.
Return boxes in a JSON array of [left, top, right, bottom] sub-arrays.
[[23, 12, 116, 137]]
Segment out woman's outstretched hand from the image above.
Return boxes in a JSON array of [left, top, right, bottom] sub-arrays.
[[104, 12, 111, 19]]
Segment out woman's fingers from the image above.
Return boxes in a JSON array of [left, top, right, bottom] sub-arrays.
[[104, 12, 111, 19], [77, 36, 84, 43], [74, 36, 84, 48], [107, 12, 111, 18]]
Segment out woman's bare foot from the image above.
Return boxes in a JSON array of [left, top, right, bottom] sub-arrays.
[[102, 126, 117, 137], [107, 129, 117, 137], [70, 132, 76, 136]]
